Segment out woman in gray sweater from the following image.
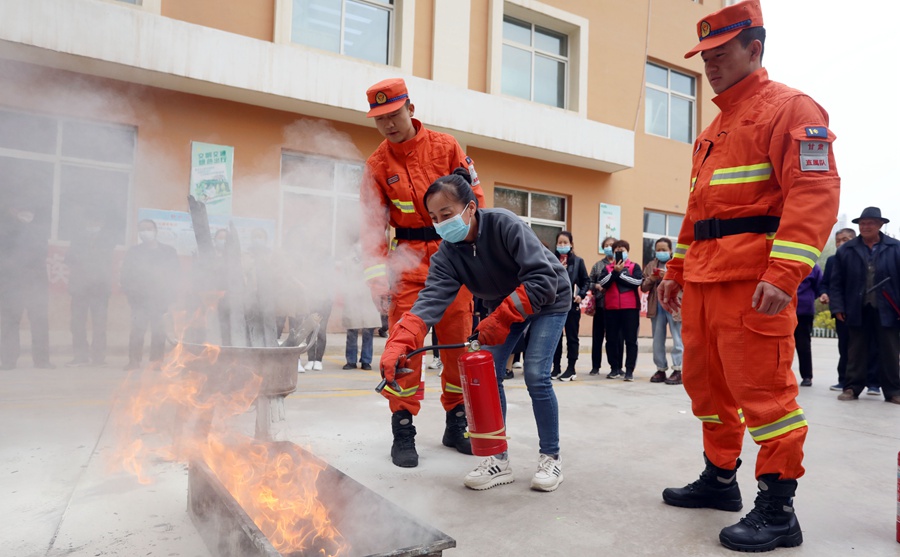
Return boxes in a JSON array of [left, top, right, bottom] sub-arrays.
[[380, 169, 570, 492]]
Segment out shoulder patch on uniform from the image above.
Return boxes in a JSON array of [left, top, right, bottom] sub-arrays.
[[465, 156, 472, 164], [800, 155, 829, 172], [386, 174, 400, 185], [805, 126, 827, 138]]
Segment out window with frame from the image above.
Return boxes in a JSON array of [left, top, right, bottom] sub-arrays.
[[0, 109, 135, 246], [501, 15, 568, 109], [280, 152, 365, 255], [642, 210, 684, 266], [291, 0, 393, 65], [494, 186, 566, 249], [645, 62, 696, 144]]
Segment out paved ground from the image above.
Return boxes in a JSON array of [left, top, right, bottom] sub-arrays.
[[2, 334, 899, 556]]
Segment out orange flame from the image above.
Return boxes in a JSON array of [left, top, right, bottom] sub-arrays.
[[111, 335, 348, 555]]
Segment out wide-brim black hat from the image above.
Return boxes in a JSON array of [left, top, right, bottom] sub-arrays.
[[852, 206, 889, 224]]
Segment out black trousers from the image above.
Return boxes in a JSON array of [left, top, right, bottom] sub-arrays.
[[605, 308, 639, 372], [128, 302, 167, 364], [308, 301, 333, 362], [591, 308, 607, 370], [71, 288, 110, 363], [835, 318, 880, 387], [553, 306, 581, 369], [846, 305, 900, 398], [0, 282, 51, 367], [793, 314, 814, 379]]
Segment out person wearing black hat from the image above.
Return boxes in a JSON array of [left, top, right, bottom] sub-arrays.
[[828, 207, 900, 405]]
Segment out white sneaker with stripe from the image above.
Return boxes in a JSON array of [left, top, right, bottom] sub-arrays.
[[464, 456, 514, 490], [531, 454, 563, 492]]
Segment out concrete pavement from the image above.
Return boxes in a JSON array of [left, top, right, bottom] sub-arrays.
[[2, 336, 899, 556]]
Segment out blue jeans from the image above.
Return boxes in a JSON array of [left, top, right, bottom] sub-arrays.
[[651, 301, 683, 371], [345, 328, 374, 365], [484, 311, 566, 456]]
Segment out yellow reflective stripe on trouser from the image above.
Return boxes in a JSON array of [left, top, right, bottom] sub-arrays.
[[444, 382, 463, 394], [738, 408, 745, 424], [674, 243, 689, 260], [709, 163, 773, 185], [770, 240, 821, 268], [390, 199, 416, 213], [364, 264, 386, 281], [697, 414, 723, 424], [383, 383, 420, 398], [690, 177, 697, 192], [748, 409, 808, 442]]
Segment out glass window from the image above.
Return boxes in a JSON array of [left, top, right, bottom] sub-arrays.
[[495, 186, 566, 250], [280, 152, 365, 255], [643, 210, 683, 266], [501, 15, 569, 109], [291, 0, 393, 65], [645, 62, 696, 144], [0, 111, 135, 246]]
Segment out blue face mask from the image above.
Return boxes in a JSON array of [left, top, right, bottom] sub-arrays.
[[603, 246, 614, 257], [557, 245, 571, 254], [434, 204, 473, 243], [619, 250, 629, 261], [656, 251, 671, 263]]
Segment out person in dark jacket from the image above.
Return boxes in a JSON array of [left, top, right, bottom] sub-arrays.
[[65, 213, 116, 366], [597, 239, 643, 381], [588, 237, 617, 375], [829, 207, 900, 404], [553, 231, 589, 381], [0, 202, 53, 370], [380, 168, 569, 492], [794, 264, 823, 386], [121, 219, 180, 370]]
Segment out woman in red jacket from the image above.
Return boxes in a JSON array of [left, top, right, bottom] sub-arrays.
[[596, 239, 643, 381]]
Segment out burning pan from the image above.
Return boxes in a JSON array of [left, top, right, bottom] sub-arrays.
[[181, 344, 304, 397], [188, 442, 456, 557]]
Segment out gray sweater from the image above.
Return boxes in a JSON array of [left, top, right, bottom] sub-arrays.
[[410, 208, 571, 326]]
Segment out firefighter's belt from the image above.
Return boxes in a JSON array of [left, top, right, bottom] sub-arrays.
[[694, 216, 780, 241], [394, 227, 441, 241]]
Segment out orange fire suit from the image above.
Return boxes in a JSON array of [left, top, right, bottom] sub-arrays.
[[665, 69, 839, 480], [361, 119, 486, 415]]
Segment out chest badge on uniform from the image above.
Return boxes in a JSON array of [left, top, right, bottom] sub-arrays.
[[387, 174, 400, 185]]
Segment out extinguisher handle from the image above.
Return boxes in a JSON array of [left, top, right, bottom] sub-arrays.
[[375, 341, 471, 393]]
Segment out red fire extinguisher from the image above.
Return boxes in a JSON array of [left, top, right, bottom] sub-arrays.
[[458, 340, 508, 457]]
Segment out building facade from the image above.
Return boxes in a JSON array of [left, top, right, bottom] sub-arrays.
[[0, 0, 726, 339]]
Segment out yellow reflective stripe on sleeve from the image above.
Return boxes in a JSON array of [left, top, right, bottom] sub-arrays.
[[690, 177, 697, 193], [383, 383, 420, 398], [390, 238, 398, 251], [697, 414, 723, 424], [364, 264, 387, 281], [444, 383, 463, 394], [748, 409, 808, 442], [674, 243, 689, 260], [390, 199, 416, 213], [765, 232, 776, 240], [770, 240, 822, 268], [709, 163, 773, 186], [738, 408, 745, 424]]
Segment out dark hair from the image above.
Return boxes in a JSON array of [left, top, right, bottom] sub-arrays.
[[601, 236, 617, 248], [556, 231, 575, 256], [654, 237, 672, 250], [835, 228, 856, 239], [423, 168, 479, 211], [736, 26, 766, 61], [612, 239, 630, 251]]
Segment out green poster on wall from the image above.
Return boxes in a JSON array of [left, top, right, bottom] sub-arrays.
[[190, 141, 234, 215]]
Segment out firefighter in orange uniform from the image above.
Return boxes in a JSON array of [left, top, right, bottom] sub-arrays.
[[360, 78, 486, 468], [657, 1, 839, 552]]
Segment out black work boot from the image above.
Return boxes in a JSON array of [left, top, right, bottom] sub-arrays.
[[391, 410, 418, 468], [719, 475, 802, 552], [442, 404, 473, 455], [662, 453, 743, 511]]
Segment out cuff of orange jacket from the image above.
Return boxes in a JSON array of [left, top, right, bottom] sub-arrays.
[[760, 263, 805, 299], [663, 267, 685, 287]]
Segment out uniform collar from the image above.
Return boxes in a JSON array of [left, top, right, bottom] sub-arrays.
[[712, 68, 769, 113], [386, 118, 424, 156]]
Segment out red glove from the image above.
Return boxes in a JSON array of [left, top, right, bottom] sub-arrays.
[[477, 285, 533, 346], [379, 312, 428, 383]]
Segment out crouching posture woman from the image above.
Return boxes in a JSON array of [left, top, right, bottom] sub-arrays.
[[380, 169, 571, 491]]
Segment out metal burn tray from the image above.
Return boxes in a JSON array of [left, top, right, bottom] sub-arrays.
[[188, 442, 456, 557]]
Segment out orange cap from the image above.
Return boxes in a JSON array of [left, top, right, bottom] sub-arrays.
[[684, 0, 764, 59], [366, 78, 410, 118]]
